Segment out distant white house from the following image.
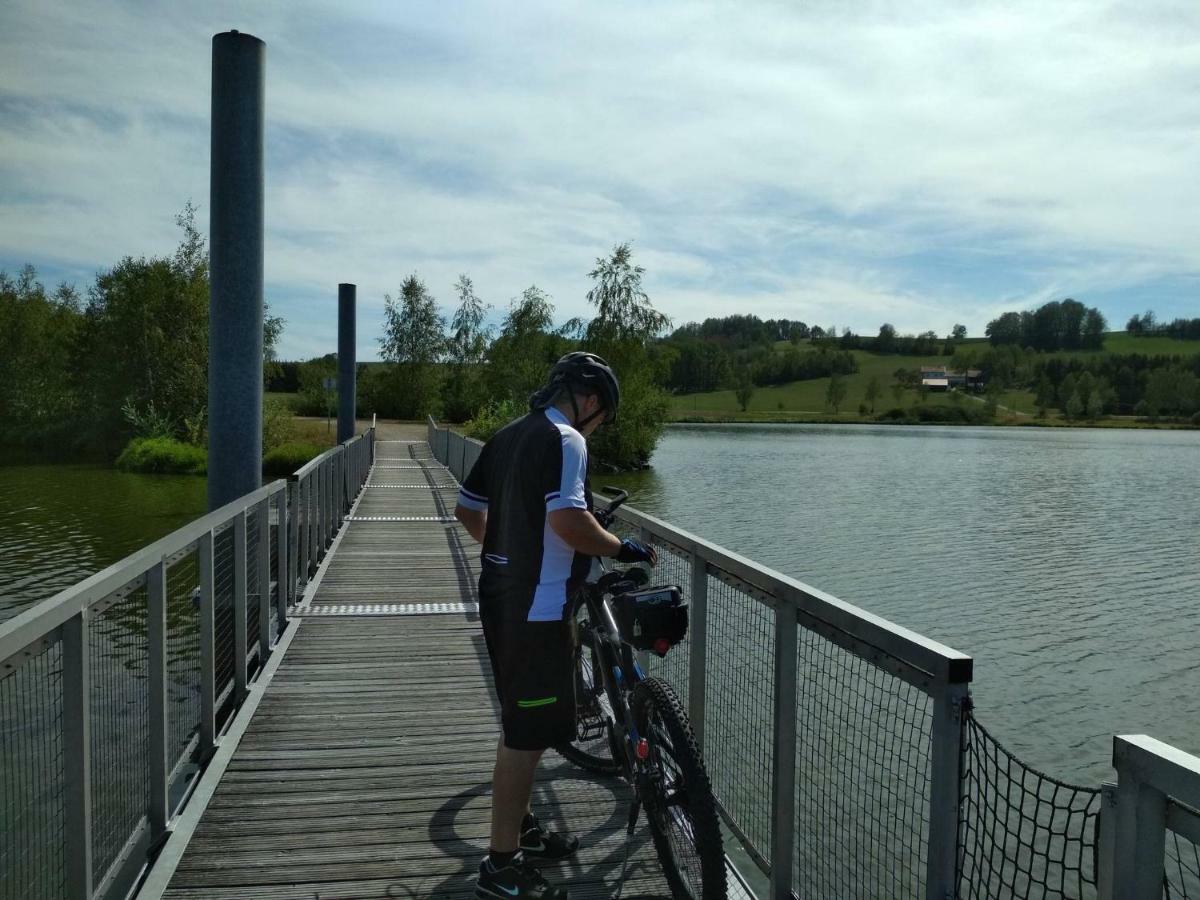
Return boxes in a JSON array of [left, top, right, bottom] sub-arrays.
[[921, 366, 984, 391]]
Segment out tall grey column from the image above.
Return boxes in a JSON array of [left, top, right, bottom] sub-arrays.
[[208, 30, 265, 511], [337, 283, 357, 444]]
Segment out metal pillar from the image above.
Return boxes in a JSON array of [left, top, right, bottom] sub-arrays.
[[338, 283, 357, 444], [208, 30, 265, 511]]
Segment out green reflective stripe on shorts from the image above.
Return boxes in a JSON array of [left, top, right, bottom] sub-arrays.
[[516, 696, 557, 709]]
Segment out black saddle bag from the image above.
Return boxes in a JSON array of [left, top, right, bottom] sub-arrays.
[[612, 585, 688, 656]]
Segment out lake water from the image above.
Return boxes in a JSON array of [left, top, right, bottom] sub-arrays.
[[0, 463, 207, 623], [606, 423, 1200, 785]]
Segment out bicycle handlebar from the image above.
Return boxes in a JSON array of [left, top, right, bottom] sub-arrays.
[[593, 486, 628, 528]]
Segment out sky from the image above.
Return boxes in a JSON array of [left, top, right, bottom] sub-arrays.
[[1, 0, 1198, 361]]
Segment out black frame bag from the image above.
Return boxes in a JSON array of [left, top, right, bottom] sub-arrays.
[[612, 585, 688, 657]]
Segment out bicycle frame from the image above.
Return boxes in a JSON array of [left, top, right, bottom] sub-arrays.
[[577, 584, 652, 778]]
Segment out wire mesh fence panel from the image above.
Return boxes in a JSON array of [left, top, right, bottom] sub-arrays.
[[269, 515, 279, 645], [245, 508, 260, 668], [165, 548, 201, 766], [1165, 816, 1200, 899], [88, 584, 150, 884], [641, 535, 692, 702], [792, 624, 933, 900], [959, 711, 1101, 900], [703, 571, 776, 863], [0, 642, 65, 900], [211, 521, 236, 717]]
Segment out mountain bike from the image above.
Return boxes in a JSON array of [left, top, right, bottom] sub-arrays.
[[555, 489, 727, 900]]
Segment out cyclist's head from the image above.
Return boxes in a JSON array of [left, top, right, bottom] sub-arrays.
[[530, 351, 620, 432]]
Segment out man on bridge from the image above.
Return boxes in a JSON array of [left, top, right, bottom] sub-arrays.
[[454, 352, 658, 899]]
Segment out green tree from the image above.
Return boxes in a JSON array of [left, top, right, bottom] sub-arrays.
[[1065, 390, 1084, 421], [263, 303, 285, 387], [442, 275, 491, 421], [582, 243, 671, 470], [826, 373, 847, 413], [952, 324, 967, 341], [983, 381, 1002, 418], [1035, 374, 1053, 418], [0, 266, 84, 446], [78, 205, 209, 450], [1082, 308, 1107, 350], [875, 323, 897, 354], [379, 274, 445, 419], [584, 243, 670, 350], [735, 371, 755, 412], [487, 286, 568, 406], [864, 375, 881, 413]]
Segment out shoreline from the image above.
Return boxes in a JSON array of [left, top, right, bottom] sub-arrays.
[[669, 412, 1200, 430]]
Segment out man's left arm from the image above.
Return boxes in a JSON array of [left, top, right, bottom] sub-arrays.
[[454, 505, 486, 544]]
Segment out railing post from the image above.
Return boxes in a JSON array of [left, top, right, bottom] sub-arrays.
[[297, 477, 309, 583], [63, 611, 94, 899], [324, 458, 333, 548], [926, 681, 969, 900], [233, 511, 248, 702], [769, 603, 798, 899], [312, 472, 321, 571], [1112, 738, 1168, 899], [147, 559, 169, 838], [198, 530, 217, 759], [688, 550, 708, 750], [1096, 782, 1117, 900], [279, 486, 291, 629], [256, 499, 270, 656]]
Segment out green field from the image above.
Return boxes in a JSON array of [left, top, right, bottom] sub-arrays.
[[670, 332, 1200, 424]]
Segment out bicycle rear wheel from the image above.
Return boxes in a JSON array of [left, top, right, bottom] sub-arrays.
[[554, 617, 621, 775], [632, 676, 727, 900]]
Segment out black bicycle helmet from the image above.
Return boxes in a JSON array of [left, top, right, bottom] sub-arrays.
[[532, 351, 621, 426]]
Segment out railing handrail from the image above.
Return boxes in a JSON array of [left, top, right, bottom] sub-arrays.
[[607, 498, 972, 685], [290, 431, 362, 480], [1115, 734, 1200, 810], [0, 479, 287, 669], [1109, 734, 1200, 898]]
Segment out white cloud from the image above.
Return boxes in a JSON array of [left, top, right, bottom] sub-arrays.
[[2, 0, 1198, 358]]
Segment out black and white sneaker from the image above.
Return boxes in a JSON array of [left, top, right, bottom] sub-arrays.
[[475, 852, 568, 899], [519, 815, 580, 862]]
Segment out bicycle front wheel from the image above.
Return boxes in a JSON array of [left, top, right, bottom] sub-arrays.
[[632, 676, 727, 900], [555, 619, 621, 775]]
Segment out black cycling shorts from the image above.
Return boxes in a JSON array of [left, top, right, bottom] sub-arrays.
[[480, 602, 575, 752]]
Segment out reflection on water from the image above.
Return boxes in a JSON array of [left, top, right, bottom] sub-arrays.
[[607, 424, 1200, 783], [0, 464, 207, 620]]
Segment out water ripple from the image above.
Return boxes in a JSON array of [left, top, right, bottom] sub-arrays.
[[609, 424, 1200, 783]]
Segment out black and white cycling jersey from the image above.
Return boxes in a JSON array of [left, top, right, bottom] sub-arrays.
[[457, 407, 594, 621]]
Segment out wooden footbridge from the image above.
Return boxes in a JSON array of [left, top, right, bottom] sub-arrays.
[[2, 422, 1198, 900], [133, 429, 751, 899]]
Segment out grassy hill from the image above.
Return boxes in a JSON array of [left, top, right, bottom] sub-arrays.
[[671, 333, 1200, 424]]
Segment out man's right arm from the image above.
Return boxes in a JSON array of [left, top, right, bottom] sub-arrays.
[[548, 508, 622, 557]]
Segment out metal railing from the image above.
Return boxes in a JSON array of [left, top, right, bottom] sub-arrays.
[[426, 419, 971, 900], [1100, 736, 1200, 899], [429, 416, 483, 485], [0, 427, 374, 900]]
